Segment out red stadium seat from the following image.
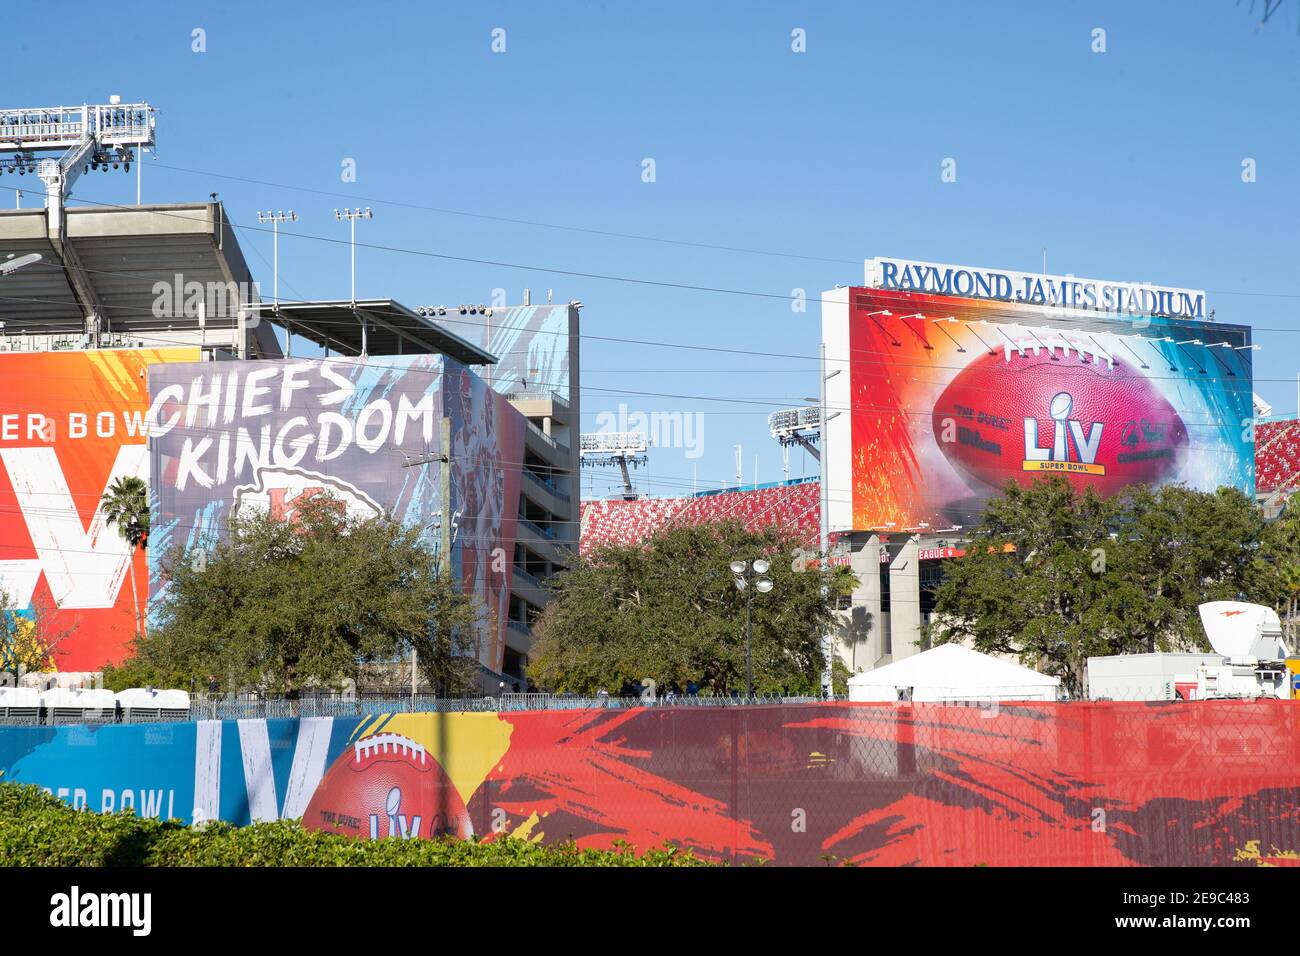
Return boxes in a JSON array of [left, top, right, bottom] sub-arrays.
[[580, 482, 822, 552], [580, 420, 1298, 555]]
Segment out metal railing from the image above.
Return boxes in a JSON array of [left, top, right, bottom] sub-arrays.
[[511, 564, 549, 592], [517, 516, 558, 540], [521, 467, 570, 503], [524, 420, 571, 457], [503, 389, 569, 410], [185, 692, 842, 720]]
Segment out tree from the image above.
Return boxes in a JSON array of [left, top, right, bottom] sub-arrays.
[[101, 475, 149, 639], [0, 590, 78, 678], [1253, 502, 1300, 646], [927, 476, 1279, 696], [528, 520, 855, 695], [122, 494, 483, 696], [926, 476, 1120, 695], [1106, 483, 1266, 652]]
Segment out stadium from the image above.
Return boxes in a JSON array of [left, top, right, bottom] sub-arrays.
[[0, 100, 580, 690], [3, 20, 1300, 888], [581, 255, 1296, 682]]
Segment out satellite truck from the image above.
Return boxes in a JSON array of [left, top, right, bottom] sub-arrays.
[[1193, 601, 1293, 700], [1086, 601, 1298, 701]]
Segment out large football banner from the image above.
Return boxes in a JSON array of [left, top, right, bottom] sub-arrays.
[[823, 287, 1255, 532]]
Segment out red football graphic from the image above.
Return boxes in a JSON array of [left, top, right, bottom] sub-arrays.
[[302, 731, 473, 841], [932, 346, 1188, 497]]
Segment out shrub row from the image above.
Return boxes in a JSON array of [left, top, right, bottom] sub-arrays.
[[0, 784, 713, 867]]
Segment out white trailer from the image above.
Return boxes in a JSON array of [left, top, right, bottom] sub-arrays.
[[1086, 653, 1222, 701]]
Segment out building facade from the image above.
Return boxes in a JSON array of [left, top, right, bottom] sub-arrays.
[[0, 198, 581, 687]]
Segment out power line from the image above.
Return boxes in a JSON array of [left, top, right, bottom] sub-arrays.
[[61, 165, 1300, 304], [12, 185, 1300, 319], [146, 161, 860, 266]]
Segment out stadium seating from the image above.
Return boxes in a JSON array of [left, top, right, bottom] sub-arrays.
[[1256, 420, 1300, 495], [581, 425, 1300, 553], [580, 481, 821, 552]]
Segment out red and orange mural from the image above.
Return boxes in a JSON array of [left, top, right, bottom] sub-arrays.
[[0, 348, 199, 670], [4, 701, 1297, 866]]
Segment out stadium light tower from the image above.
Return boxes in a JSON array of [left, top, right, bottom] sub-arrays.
[[334, 208, 372, 307], [256, 211, 297, 308], [580, 432, 649, 501], [0, 98, 156, 339], [768, 404, 821, 480]]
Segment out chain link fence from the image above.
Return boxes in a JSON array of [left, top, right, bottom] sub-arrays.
[[0, 690, 842, 725], [4, 682, 1288, 725]]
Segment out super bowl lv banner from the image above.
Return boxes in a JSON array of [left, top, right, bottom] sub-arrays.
[[2, 702, 1297, 866], [827, 287, 1254, 532], [0, 348, 199, 671]]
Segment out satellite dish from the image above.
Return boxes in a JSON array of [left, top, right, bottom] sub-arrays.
[[1199, 601, 1284, 660]]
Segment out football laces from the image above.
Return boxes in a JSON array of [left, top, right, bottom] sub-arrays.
[[353, 732, 428, 765]]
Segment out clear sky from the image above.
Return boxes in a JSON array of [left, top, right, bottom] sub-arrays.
[[4, 0, 1299, 500]]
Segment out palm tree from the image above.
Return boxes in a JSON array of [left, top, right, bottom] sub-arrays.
[[101, 476, 149, 639]]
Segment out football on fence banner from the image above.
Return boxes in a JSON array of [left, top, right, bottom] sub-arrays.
[[302, 731, 473, 840]]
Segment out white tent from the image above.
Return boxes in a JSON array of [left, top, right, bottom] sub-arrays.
[[847, 644, 1060, 702]]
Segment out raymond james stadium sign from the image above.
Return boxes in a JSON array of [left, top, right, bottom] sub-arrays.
[[867, 257, 1207, 320]]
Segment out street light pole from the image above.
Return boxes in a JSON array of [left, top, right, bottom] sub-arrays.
[[730, 558, 773, 699], [745, 585, 753, 699], [256, 210, 297, 308]]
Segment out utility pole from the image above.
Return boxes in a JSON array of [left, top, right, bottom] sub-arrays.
[[818, 342, 841, 698], [401, 416, 454, 700]]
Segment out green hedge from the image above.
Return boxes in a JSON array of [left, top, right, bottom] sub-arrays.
[[0, 784, 713, 867]]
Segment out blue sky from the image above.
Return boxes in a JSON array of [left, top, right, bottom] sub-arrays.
[[4, 0, 1299, 500]]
